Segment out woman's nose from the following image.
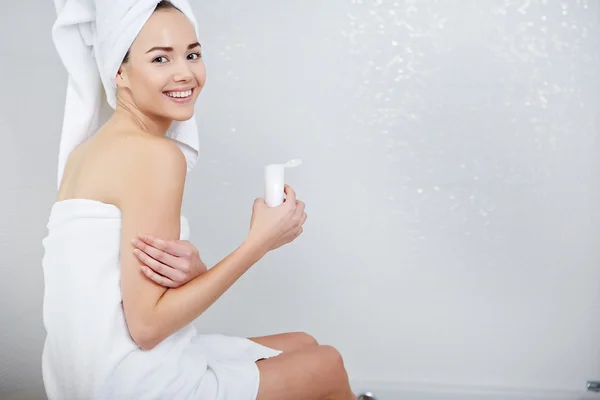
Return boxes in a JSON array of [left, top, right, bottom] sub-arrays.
[[172, 58, 193, 81]]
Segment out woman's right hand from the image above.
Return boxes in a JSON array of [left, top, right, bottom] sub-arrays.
[[246, 184, 307, 253]]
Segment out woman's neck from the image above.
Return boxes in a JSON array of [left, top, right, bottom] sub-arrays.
[[113, 103, 172, 137]]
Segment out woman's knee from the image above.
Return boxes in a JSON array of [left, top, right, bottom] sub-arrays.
[[293, 331, 319, 347], [318, 345, 347, 374], [314, 345, 351, 397]]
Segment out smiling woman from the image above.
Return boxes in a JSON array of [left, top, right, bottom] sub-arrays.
[[125, 35, 203, 105], [43, 0, 349, 400], [114, 3, 205, 124]]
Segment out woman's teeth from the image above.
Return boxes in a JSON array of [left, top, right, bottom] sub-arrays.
[[165, 89, 193, 98]]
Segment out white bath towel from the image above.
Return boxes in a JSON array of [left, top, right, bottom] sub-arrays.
[[42, 200, 282, 399], [52, 0, 200, 189]]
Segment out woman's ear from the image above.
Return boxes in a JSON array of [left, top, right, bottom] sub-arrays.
[[114, 66, 127, 88]]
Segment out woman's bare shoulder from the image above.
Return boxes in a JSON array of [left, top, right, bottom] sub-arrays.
[[106, 129, 184, 161], [103, 131, 187, 201], [58, 128, 186, 204]]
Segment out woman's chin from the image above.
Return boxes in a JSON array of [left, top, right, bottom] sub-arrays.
[[168, 109, 195, 122]]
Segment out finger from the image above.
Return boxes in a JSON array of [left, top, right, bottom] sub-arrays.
[[300, 212, 307, 225], [137, 235, 190, 258], [293, 227, 303, 240], [133, 248, 185, 282], [132, 238, 186, 271], [253, 198, 267, 213], [283, 185, 297, 205], [140, 264, 176, 288], [295, 200, 305, 214]]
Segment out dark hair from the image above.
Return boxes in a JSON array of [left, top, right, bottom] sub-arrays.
[[121, 1, 182, 64]]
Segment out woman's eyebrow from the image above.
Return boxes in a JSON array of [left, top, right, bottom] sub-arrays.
[[146, 42, 201, 53]]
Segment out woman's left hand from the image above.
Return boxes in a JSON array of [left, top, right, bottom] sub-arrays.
[[132, 235, 208, 288]]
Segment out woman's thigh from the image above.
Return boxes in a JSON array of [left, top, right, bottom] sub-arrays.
[[248, 331, 318, 353], [255, 345, 354, 400]]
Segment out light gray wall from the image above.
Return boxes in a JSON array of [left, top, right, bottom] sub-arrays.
[[1, 0, 600, 399]]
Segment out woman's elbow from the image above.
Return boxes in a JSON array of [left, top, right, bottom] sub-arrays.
[[129, 322, 160, 351]]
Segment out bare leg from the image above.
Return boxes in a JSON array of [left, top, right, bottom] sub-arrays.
[[256, 345, 357, 400], [248, 331, 318, 353]]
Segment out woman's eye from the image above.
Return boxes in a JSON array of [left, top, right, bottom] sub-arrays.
[[153, 56, 168, 63], [188, 52, 202, 60]]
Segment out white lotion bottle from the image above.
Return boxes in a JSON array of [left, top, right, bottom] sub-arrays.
[[264, 159, 302, 207]]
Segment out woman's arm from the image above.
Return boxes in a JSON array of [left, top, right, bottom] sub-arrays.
[[115, 136, 266, 350]]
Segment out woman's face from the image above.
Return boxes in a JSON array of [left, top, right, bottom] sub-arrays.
[[116, 9, 206, 122]]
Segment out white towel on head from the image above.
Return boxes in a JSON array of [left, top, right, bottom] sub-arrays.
[[52, 0, 200, 189]]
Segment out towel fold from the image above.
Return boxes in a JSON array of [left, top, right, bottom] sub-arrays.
[[52, 0, 200, 188]]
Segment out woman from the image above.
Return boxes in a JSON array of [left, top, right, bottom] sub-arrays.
[[43, 1, 356, 399]]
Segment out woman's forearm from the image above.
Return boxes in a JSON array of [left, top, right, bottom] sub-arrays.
[[139, 240, 266, 349]]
